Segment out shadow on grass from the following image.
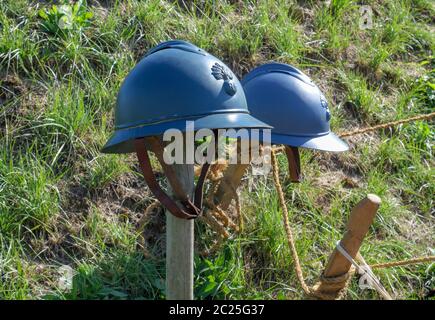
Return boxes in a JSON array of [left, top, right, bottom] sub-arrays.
[[44, 251, 165, 300], [41, 243, 246, 300]]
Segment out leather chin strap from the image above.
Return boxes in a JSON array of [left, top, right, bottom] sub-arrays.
[[134, 137, 210, 220], [195, 161, 210, 209], [284, 146, 301, 183]]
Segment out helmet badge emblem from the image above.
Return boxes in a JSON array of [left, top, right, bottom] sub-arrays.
[[320, 94, 331, 122], [211, 63, 237, 96]]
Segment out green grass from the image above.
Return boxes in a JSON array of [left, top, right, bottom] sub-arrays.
[[0, 0, 434, 300]]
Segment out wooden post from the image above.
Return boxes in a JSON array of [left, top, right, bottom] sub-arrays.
[[314, 194, 381, 297], [213, 163, 249, 210], [166, 163, 194, 300]]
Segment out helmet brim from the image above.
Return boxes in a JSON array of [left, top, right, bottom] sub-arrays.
[[223, 130, 348, 152], [101, 112, 272, 154], [271, 131, 349, 152]]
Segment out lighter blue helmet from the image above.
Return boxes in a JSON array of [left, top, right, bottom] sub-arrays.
[[102, 40, 271, 154], [242, 62, 348, 152]]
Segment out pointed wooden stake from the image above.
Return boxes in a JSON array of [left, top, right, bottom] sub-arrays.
[[213, 163, 248, 210], [314, 194, 381, 298]]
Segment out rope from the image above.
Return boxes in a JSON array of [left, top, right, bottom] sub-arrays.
[[234, 188, 243, 233], [207, 178, 239, 232], [270, 113, 435, 153], [201, 210, 230, 238], [270, 149, 311, 295], [200, 168, 244, 256], [271, 148, 353, 300], [369, 256, 435, 269], [272, 145, 285, 153], [216, 179, 242, 232], [202, 180, 232, 238], [311, 270, 355, 300], [339, 112, 435, 138], [270, 148, 435, 299]]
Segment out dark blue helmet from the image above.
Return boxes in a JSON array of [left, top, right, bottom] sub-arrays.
[[242, 62, 348, 152], [102, 40, 271, 154]]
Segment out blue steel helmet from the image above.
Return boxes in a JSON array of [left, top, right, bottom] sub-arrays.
[[102, 40, 270, 154], [242, 62, 348, 152]]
